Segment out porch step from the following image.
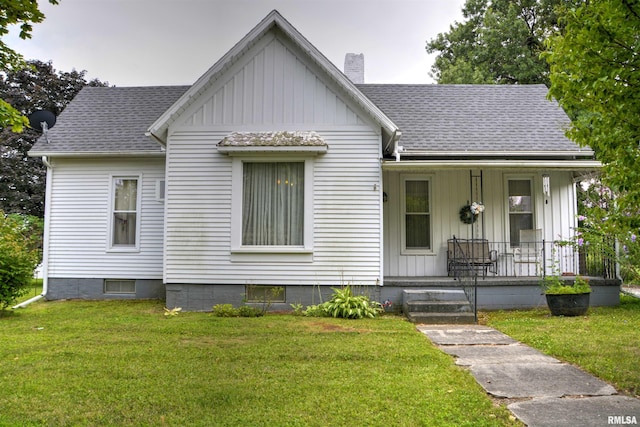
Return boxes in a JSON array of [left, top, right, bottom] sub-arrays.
[[402, 289, 476, 324], [406, 312, 476, 324], [407, 300, 473, 313]]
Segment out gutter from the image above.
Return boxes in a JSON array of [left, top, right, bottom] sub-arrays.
[[13, 157, 53, 309], [28, 150, 166, 158], [382, 159, 602, 170]]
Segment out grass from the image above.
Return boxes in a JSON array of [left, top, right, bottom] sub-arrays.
[[484, 294, 640, 397], [0, 300, 518, 427]]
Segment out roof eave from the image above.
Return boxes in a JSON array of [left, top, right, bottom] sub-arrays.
[[382, 159, 602, 171], [28, 150, 166, 158], [398, 149, 595, 158]]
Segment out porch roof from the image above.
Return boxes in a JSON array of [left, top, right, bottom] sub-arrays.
[[357, 84, 594, 159]]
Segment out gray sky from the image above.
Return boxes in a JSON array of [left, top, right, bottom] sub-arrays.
[[7, 0, 466, 87]]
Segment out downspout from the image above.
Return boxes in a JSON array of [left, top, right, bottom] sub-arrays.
[[13, 156, 52, 309], [389, 131, 402, 161]]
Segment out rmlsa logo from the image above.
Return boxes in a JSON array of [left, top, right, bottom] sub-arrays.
[[608, 415, 638, 425]]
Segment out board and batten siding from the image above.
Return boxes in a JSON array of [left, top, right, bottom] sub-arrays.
[[164, 129, 383, 286], [46, 157, 165, 279], [162, 24, 384, 287], [383, 168, 578, 277]]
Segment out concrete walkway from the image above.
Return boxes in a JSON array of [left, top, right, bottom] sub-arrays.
[[418, 325, 640, 427]]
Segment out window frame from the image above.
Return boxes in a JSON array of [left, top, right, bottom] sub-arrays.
[[230, 156, 314, 257], [400, 174, 433, 255], [108, 174, 142, 252], [505, 175, 535, 248], [104, 279, 136, 294]]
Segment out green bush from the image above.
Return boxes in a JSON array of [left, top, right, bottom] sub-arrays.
[[0, 212, 39, 310], [320, 286, 383, 319], [212, 304, 264, 318], [238, 305, 263, 317], [212, 304, 239, 317]]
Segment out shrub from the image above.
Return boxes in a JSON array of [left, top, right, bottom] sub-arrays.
[[212, 304, 264, 317], [212, 304, 239, 317], [303, 304, 329, 317], [0, 212, 39, 310], [320, 286, 383, 319], [238, 305, 263, 317]]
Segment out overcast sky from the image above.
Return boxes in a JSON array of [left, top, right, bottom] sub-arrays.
[[7, 0, 467, 87]]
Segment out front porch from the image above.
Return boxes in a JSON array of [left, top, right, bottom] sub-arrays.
[[381, 275, 621, 312]]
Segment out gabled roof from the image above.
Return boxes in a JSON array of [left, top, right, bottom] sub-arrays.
[[358, 84, 593, 158], [29, 86, 188, 156], [146, 10, 398, 143]]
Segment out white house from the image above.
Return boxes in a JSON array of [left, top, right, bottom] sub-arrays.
[[28, 10, 619, 313]]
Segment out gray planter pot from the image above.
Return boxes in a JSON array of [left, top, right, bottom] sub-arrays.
[[545, 293, 590, 316]]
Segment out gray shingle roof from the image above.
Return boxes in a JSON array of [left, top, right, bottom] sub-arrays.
[[29, 83, 590, 158], [29, 86, 189, 155], [356, 84, 590, 156]]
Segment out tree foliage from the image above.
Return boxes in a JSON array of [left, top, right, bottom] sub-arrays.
[[0, 0, 59, 131], [426, 0, 574, 84], [0, 210, 39, 310], [545, 0, 640, 253], [0, 60, 107, 217]]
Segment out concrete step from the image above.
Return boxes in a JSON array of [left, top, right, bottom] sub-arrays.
[[406, 312, 476, 324], [403, 289, 467, 303], [407, 300, 472, 313]]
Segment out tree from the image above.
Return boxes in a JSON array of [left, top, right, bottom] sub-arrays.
[[426, 0, 573, 85], [0, 210, 39, 310], [0, 60, 107, 217], [0, 0, 59, 131], [546, 0, 640, 280]]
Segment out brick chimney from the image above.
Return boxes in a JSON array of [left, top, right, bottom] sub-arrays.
[[344, 53, 364, 84]]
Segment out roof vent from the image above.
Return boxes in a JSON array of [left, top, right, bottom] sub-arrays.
[[344, 53, 364, 84]]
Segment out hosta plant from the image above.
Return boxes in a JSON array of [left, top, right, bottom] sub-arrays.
[[321, 286, 383, 319]]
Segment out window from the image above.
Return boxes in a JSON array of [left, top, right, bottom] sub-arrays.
[[242, 162, 304, 246], [508, 179, 534, 246], [104, 279, 135, 294], [403, 177, 431, 252], [110, 176, 139, 249], [245, 285, 285, 303], [155, 179, 165, 202]]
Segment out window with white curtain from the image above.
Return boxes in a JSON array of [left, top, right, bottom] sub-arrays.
[[508, 178, 534, 246], [242, 162, 304, 246], [110, 176, 139, 248], [402, 177, 431, 252]]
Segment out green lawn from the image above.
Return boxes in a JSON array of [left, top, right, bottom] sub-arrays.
[[485, 294, 640, 397], [0, 300, 518, 427]]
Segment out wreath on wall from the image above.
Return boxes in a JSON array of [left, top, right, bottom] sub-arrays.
[[459, 202, 485, 224]]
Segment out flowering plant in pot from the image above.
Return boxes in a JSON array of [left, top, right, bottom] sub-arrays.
[[541, 275, 591, 316]]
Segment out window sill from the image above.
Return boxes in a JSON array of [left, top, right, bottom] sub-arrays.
[[231, 246, 313, 263], [107, 246, 140, 253], [401, 249, 436, 256]]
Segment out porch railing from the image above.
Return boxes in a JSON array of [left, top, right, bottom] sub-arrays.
[[461, 239, 617, 279], [451, 236, 478, 322]]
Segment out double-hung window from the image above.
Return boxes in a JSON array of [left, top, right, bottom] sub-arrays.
[[402, 176, 432, 253], [110, 176, 140, 250], [242, 162, 304, 246], [508, 178, 533, 247]]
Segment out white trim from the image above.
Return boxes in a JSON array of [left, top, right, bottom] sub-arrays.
[[382, 159, 601, 171], [400, 174, 434, 255], [29, 151, 165, 158], [504, 174, 535, 248], [107, 173, 142, 252], [230, 156, 314, 256], [398, 150, 595, 157]]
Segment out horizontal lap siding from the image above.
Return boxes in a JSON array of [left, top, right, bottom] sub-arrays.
[[164, 129, 382, 286], [47, 158, 165, 278]]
